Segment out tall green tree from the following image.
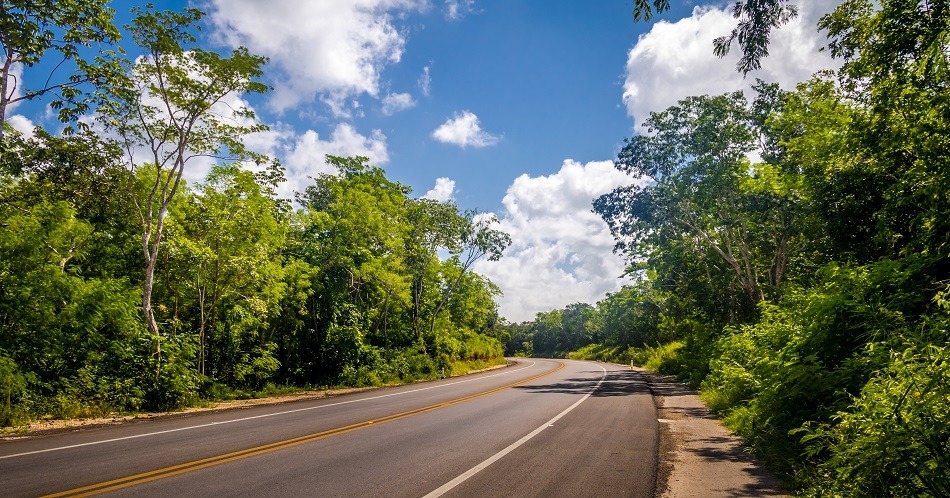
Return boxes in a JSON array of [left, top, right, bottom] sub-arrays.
[[426, 211, 510, 346], [96, 7, 270, 366], [165, 164, 285, 379], [405, 198, 468, 346], [820, 0, 950, 262], [596, 91, 804, 317]]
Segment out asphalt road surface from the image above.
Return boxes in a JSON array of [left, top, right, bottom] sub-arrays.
[[0, 359, 658, 497]]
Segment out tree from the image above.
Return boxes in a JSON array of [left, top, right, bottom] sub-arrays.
[[294, 156, 416, 379], [596, 91, 803, 314], [819, 0, 950, 262], [595, 285, 661, 347], [405, 198, 468, 347], [97, 7, 270, 367], [426, 211, 510, 344], [0, 129, 140, 279], [165, 165, 285, 379], [0, 0, 120, 140]]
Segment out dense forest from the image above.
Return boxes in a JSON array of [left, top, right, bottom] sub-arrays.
[[2, 1, 948, 496], [0, 4, 509, 424], [508, 1, 950, 495]]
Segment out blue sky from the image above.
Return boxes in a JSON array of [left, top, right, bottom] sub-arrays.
[[8, 0, 839, 321]]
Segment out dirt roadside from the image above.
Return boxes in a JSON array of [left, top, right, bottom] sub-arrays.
[[631, 365, 787, 498]]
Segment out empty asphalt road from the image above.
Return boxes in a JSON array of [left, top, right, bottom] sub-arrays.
[[0, 359, 658, 497]]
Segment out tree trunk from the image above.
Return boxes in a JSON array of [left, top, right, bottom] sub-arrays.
[[0, 49, 15, 143], [141, 200, 171, 380], [142, 254, 161, 379], [198, 284, 206, 376]]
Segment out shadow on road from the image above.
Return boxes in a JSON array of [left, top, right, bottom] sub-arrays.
[[513, 369, 651, 397]]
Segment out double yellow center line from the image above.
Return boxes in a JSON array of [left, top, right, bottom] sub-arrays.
[[45, 361, 564, 497]]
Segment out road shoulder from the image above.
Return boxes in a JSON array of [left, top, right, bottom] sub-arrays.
[[632, 366, 787, 498]]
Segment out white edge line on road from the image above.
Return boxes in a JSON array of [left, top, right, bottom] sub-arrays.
[[0, 361, 538, 461], [423, 362, 608, 498]]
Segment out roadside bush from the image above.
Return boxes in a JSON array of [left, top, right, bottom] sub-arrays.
[[0, 356, 29, 426], [142, 334, 202, 411], [799, 293, 950, 497], [567, 343, 627, 363], [636, 342, 685, 375]]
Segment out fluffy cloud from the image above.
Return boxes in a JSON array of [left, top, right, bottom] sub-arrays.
[[421, 177, 456, 201], [381, 92, 416, 115], [207, 0, 422, 113], [282, 123, 389, 197], [7, 115, 36, 139], [432, 110, 500, 148], [474, 160, 640, 322], [445, 0, 476, 20], [623, 1, 840, 129]]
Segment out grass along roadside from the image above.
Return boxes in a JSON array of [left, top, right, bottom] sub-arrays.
[[1, 357, 509, 439], [567, 342, 684, 376]]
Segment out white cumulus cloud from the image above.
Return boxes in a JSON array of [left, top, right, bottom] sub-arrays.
[[421, 177, 456, 201], [623, 1, 840, 130], [474, 159, 641, 322], [7, 115, 36, 139], [283, 123, 389, 198], [207, 0, 422, 114], [381, 92, 416, 115], [432, 110, 500, 148]]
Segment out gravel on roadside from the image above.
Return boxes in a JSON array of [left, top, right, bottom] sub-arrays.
[[631, 366, 787, 498]]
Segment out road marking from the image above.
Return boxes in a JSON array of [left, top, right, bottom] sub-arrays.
[[41, 361, 565, 498], [1, 361, 536, 461], [423, 363, 608, 498]]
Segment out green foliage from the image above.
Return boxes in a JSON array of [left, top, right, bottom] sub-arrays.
[[0, 356, 28, 425], [143, 334, 201, 411], [800, 339, 950, 497], [596, 89, 805, 315], [631, 342, 685, 375], [590, 3, 950, 494], [713, 0, 798, 74], [291, 155, 507, 385], [0, 0, 121, 134]]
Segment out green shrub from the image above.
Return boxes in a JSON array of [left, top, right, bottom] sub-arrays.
[[639, 342, 685, 375], [799, 322, 950, 496], [566, 343, 626, 362], [0, 356, 28, 426]]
